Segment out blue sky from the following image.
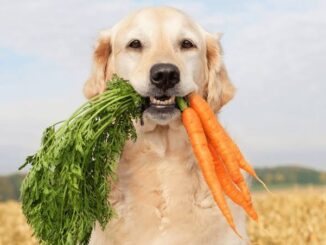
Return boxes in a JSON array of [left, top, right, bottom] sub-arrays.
[[0, 0, 326, 174]]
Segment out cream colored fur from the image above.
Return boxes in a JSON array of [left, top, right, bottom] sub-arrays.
[[84, 7, 247, 245]]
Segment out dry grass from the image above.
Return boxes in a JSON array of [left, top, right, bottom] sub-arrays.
[[0, 202, 37, 245], [1, 187, 325, 245], [248, 187, 326, 245]]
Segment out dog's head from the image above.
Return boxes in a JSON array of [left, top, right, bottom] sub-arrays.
[[84, 7, 235, 125]]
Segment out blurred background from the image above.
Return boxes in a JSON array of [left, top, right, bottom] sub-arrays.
[[0, 0, 325, 244]]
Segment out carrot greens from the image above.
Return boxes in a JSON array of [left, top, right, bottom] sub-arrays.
[[19, 75, 147, 245]]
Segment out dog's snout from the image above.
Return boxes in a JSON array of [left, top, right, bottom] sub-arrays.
[[150, 63, 180, 90]]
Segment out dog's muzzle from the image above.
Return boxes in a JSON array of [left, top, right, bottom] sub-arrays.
[[143, 63, 181, 124]]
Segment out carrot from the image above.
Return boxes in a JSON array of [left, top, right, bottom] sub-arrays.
[[188, 93, 253, 203], [213, 129, 257, 177], [208, 143, 258, 221], [176, 97, 240, 236], [231, 141, 271, 193]]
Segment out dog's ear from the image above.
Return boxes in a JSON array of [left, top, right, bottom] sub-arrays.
[[204, 33, 235, 112], [83, 30, 112, 99]]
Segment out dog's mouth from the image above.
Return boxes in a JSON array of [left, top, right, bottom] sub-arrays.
[[143, 95, 180, 124]]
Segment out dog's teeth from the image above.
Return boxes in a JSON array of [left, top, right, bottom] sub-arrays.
[[150, 96, 176, 105]]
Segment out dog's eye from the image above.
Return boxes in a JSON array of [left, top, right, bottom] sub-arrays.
[[181, 39, 195, 49], [128, 39, 142, 49]]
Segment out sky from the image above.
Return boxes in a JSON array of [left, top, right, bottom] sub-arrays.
[[0, 0, 325, 174]]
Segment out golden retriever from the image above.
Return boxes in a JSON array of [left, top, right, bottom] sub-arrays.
[[84, 6, 246, 245]]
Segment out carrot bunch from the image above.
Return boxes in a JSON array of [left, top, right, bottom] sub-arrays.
[[176, 93, 266, 236]]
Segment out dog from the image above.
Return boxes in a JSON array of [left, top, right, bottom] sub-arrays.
[[84, 7, 247, 245]]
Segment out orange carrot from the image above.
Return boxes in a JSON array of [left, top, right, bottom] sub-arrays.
[[208, 143, 258, 221], [216, 131, 256, 177], [231, 141, 271, 193], [176, 97, 240, 236], [188, 92, 253, 203]]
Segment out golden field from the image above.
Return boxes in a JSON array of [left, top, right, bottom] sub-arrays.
[[0, 201, 37, 245], [247, 187, 326, 245], [1, 188, 325, 245]]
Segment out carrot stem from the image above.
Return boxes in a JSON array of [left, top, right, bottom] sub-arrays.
[[176, 97, 188, 111]]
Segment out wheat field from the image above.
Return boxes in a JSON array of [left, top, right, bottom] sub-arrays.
[[247, 187, 326, 245], [1, 188, 325, 245]]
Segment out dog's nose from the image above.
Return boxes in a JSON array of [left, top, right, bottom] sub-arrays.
[[150, 63, 180, 90]]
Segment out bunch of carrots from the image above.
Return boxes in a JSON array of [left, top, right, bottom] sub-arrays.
[[176, 93, 268, 237]]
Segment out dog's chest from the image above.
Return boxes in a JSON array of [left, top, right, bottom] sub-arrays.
[[111, 126, 209, 228]]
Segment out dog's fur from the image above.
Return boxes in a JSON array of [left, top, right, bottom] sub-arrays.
[[84, 7, 246, 245]]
